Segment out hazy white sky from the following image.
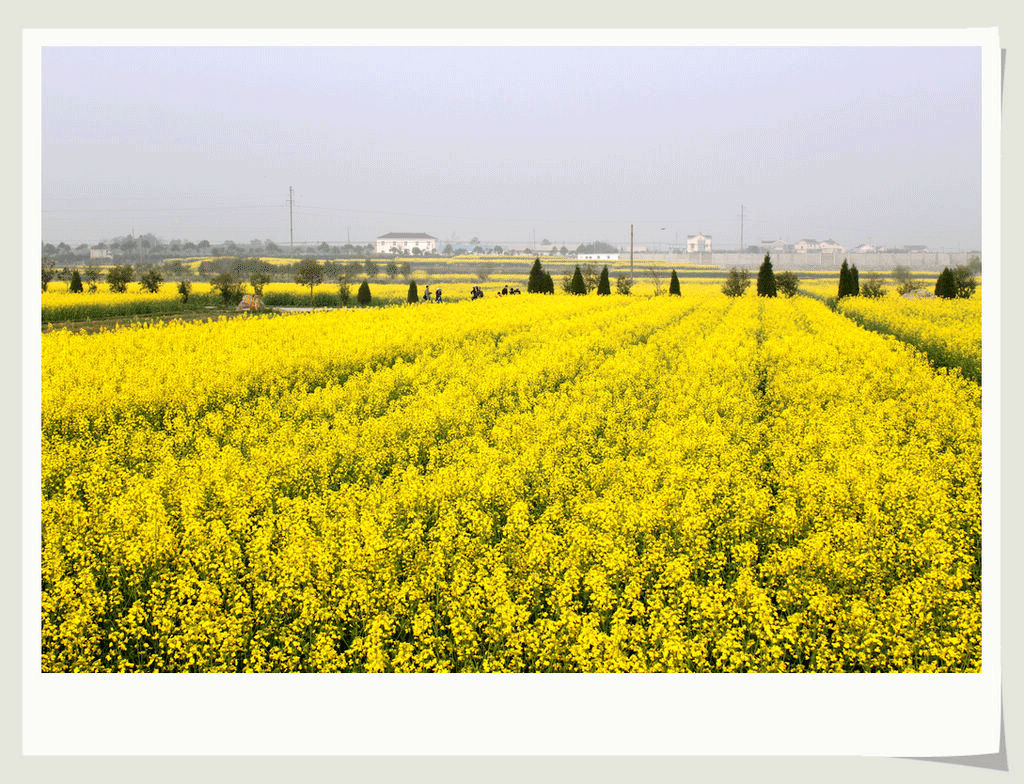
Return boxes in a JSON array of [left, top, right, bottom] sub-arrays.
[[41, 45, 981, 250]]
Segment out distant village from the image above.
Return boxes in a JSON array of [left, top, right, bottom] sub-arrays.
[[42, 230, 971, 269]]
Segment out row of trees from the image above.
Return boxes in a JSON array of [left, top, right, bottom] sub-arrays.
[[194, 256, 413, 282], [42, 261, 164, 294], [42, 236, 634, 267], [721, 255, 800, 298], [840, 259, 977, 300], [42, 237, 389, 265], [529, 259, 635, 296]]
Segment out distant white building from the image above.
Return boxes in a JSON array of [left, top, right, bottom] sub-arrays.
[[818, 238, 845, 254], [578, 253, 619, 261], [851, 243, 876, 253], [686, 233, 712, 253], [759, 239, 788, 254], [89, 248, 113, 260], [375, 232, 437, 254], [793, 239, 820, 253]]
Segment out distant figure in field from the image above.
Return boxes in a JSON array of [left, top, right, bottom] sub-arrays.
[[435, 288, 442, 303], [423, 285, 431, 302], [501, 285, 509, 296], [472, 285, 484, 300]]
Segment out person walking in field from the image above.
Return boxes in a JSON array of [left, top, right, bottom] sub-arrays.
[[423, 284, 431, 302], [435, 288, 443, 303], [501, 285, 508, 296]]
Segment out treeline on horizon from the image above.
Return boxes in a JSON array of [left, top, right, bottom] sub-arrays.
[[40, 236, 622, 266]]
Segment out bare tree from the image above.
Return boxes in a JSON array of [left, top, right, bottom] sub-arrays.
[[648, 268, 664, 296]]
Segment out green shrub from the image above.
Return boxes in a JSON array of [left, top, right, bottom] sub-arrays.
[[775, 271, 799, 297], [951, 265, 977, 298], [140, 268, 163, 294], [107, 265, 134, 294], [211, 272, 243, 305], [250, 272, 270, 297], [357, 280, 372, 306], [721, 268, 751, 297], [861, 276, 886, 299]]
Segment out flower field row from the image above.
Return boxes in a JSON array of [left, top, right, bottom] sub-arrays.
[[796, 282, 980, 384], [42, 281, 435, 323], [41, 293, 980, 672], [837, 296, 982, 384], [41, 276, 730, 324]]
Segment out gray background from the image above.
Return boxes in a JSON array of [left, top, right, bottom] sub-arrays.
[[4, 1, 1020, 781]]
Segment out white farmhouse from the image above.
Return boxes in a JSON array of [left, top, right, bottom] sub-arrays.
[[818, 238, 845, 254], [793, 239, 820, 253], [375, 232, 437, 254], [686, 233, 712, 253], [759, 239, 788, 254], [89, 248, 113, 260], [578, 253, 619, 261]]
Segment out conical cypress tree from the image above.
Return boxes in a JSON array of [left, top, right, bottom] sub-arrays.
[[935, 267, 955, 298], [838, 259, 852, 298], [944, 267, 958, 298], [407, 280, 418, 303], [756, 254, 776, 297], [597, 266, 611, 295], [570, 266, 587, 295], [527, 258, 547, 293], [543, 272, 554, 294], [668, 269, 681, 296], [357, 280, 372, 305], [851, 264, 860, 296], [69, 269, 83, 293]]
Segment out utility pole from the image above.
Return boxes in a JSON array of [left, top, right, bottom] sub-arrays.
[[630, 223, 634, 279], [288, 186, 295, 251], [739, 204, 744, 254]]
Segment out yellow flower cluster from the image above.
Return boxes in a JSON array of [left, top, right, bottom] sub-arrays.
[[42, 283, 216, 323], [41, 292, 980, 672]]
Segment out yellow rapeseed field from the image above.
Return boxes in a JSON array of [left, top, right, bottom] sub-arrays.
[[796, 281, 980, 383], [838, 296, 981, 384], [41, 292, 981, 672]]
